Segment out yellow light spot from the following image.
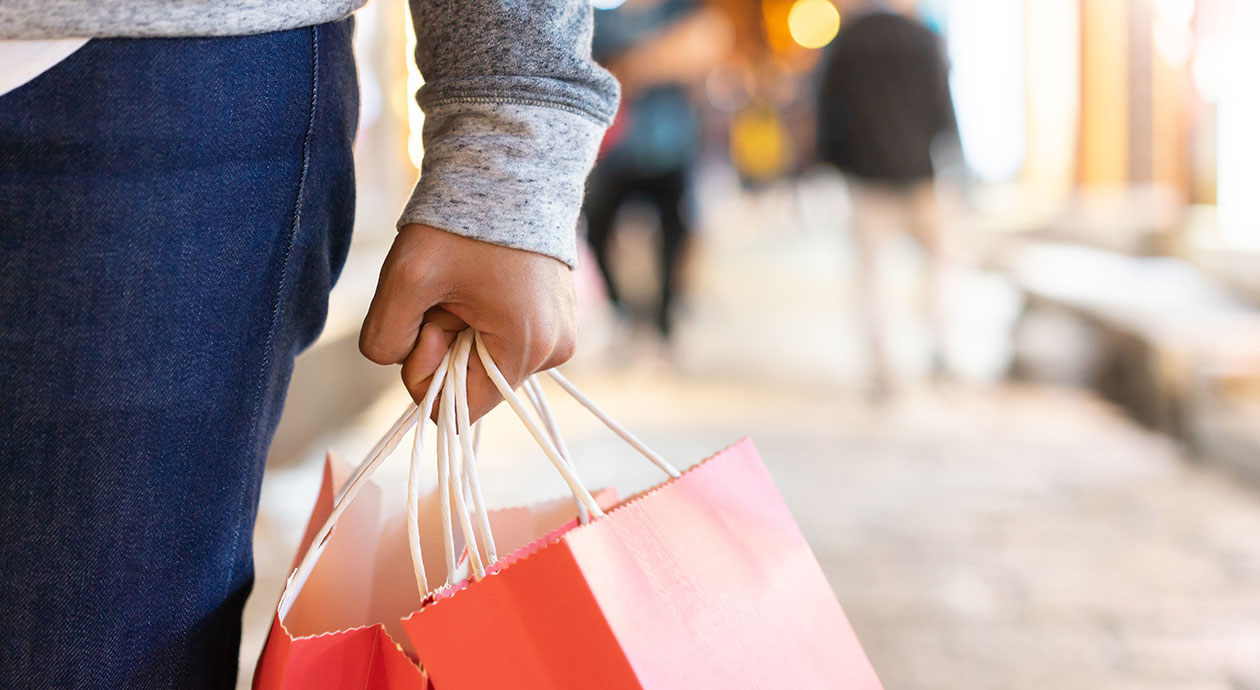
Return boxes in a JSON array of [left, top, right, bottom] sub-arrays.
[[787, 0, 841, 50]]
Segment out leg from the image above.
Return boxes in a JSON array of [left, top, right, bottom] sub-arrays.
[[0, 21, 358, 689], [905, 181, 950, 377], [849, 181, 896, 397], [582, 166, 630, 308], [647, 168, 691, 340]]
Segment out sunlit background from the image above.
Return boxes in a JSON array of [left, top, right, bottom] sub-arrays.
[[241, 0, 1260, 686]]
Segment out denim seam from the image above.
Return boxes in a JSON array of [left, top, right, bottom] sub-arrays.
[[230, 24, 320, 585]]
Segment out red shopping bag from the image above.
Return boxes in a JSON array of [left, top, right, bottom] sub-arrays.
[[255, 329, 883, 689], [401, 438, 881, 689], [254, 445, 617, 689], [253, 446, 429, 690]]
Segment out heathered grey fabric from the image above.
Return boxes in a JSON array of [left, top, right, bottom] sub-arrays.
[[400, 0, 618, 266], [0, 0, 619, 267], [402, 103, 602, 265]]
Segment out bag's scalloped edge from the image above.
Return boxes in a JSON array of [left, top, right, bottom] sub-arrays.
[[400, 436, 756, 622], [271, 477, 616, 636], [266, 437, 754, 643]]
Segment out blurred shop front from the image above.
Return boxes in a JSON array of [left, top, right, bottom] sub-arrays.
[[267, 0, 1260, 478], [693, 0, 1260, 479]]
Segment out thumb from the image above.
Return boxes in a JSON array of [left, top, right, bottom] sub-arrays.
[[401, 309, 468, 415]]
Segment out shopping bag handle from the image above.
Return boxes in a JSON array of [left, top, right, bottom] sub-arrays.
[[418, 331, 590, 587], [432, 332, 489, 581], [473, 332, 679, 480], [286, 329, 681, 604], [522, 376, 591, 525], [435, 332, 683, 585], [286, 345, 451, 603], [440, 332, 594, 577]]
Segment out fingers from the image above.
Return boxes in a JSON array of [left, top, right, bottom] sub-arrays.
[[540, 332, 577, 371], [398, 323, 576, 423], [401, 321, 457, 411], [401, 308, 473, 419], [461, 347, 504, 423], [401, 327, 512, 423], [360, 224, 579, 422], [359, 228, 447, 365], [460, 330, 574, 423]]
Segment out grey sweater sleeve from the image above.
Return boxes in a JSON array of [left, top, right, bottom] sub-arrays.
[[401, 0, 620, 268]]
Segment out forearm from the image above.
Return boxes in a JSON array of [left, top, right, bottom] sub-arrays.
[[401, 0, 620, 268]]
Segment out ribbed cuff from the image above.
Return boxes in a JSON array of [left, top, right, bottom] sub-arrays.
[[397, 101, 606, 269]]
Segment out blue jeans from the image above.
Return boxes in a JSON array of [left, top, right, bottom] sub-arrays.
[[0, 20, 358, 689]]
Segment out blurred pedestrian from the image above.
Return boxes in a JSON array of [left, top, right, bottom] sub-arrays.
[[583, 0, 727, 344], [0, 0, 615, 686], [816, 2, 959, 398]]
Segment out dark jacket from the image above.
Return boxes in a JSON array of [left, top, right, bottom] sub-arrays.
[[816, 11, 957, 183]]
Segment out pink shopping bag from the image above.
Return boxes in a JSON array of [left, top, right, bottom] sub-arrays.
[[255, 329, 883, 689], [254, 451, 618, 690], [402, 438, 882, 689]]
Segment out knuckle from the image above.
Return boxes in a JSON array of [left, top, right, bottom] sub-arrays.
[[399, 358, 418, 386], [395, 257, 431, 290], [399, 368, 421, 395], [358, 332, 396, 365], [358, 335, 380, 361], [552, 336, 577, 365]]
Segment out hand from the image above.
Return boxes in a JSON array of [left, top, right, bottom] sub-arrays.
[[359, 224, 578, 421]]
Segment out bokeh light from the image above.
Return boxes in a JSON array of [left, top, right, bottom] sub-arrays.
[[786, 0, 840, 50]]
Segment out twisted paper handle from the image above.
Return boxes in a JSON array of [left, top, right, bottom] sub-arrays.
[[287, 329, 682, 603]]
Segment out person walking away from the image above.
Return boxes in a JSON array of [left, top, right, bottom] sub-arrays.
[[816, 2, 959, 399], [583, 0, 726, 346]]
